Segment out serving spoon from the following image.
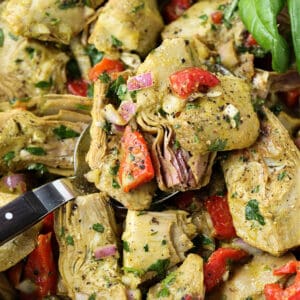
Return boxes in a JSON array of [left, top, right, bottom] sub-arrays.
[[0, 126, 177, 245]]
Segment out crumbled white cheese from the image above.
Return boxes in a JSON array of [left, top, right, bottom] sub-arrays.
[[223, 104, 240, 128]]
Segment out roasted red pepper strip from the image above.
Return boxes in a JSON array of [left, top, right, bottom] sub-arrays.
[[285, 89, 300, 107], [67, 79, 88, 97], [204, 247, 248, 292], [169, 67, 220, 98], [205, 195, 237, 240], [22, 233, 57, 300], [88, 58, 124, 81], [119, 126, 155, 192], [163, 0, 193, 23], [245, 33, 258, 47], [264, 261, 300, 300]]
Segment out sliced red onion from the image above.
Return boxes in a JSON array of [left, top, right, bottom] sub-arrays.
[[2, 174, 26, 190], [127, 72, 153, 91], [233, 238, 263, 255], [118, 101, 137, 122], [94, 244, 117, 259]]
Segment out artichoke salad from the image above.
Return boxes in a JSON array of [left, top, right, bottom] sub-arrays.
[[0, 0, 299, 299]]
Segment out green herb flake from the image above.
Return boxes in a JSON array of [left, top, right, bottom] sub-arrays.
[[66, 235, 74, 246], [156, 287, 170, 298], [162, 272, 176, 286], [111, 35, 123, 48], [109, 164, 120, 176], [186, 103, 198, 110], [123, 267, 145, 277], [231, 192, 238, 198], [147, 259, 170, 277], [208, 138, 227, 152], [123, 241, 130, 252], [87, 83, 94, 98], [75, 104, 90, 111], [251, 185, 260, 193], [8, 32, 18, 41], [251, 98, 265, 112], [35, 79, 52, 89], [0, 29, 4, 47], [60, 226, 65, 237], [92, 223, 105, 233], [85, 44, 104, 66], [270, 104, 283, 116], [245, 297, 253, 300], [106, 76, 126, 102], [99, 72, 111, 83], [174, 139, 181, 150], [3, 151, 15, 164], [277, 171, 287, 181], [27, 163, 48, 174], [25, 47, 35, 59], [112, 178, 120, 189], [233, 112, 241, 128], [132, 2, 144, 13], [53, 125, 80, 140], [245, 199, 265, 226], [158, 107, 167, 117], [144, 244, 149, 252], [102, 121, 112, 134], [161, 240, 167, 245], [58, 0, 79, 10], [24, 147, 46, 156], [200, 234, 215, 251], [199, 14, 208, 24], [88, 293, 96, 300]]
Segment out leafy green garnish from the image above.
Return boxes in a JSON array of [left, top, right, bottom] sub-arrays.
[[199, 14, 208, 24], [106, 76, 126, 103], [147, 259, 170, 277], [88, 293, 96, 300], [123, 241, 130, 252], [233, 112, 241, 128], [111, 35, 123, 48], [208, 138, 227, 152], [53, 125, 80, 140], [35, 79, 52, 89], [92, 223, 105, 233], [65, 235, 74, 245], [66, 58, 81, 80], [112, 178, 120, 189], [24, 147, 46, 156], [156, 287, 170, 298], [132, 2, 144, 13], [0, 29, 4, 47], [123, 267, 145, 277], [245, 199, 265, 225], [102, 121, 112, 134], [277, 171, 287, 181], [99, 72, 111, 83], [25, 47, 35, 59], [87, 83, 94, 98], [109, 163, 120, 176], [85, 44, 104, 66], [270, 104, 283, 116], [200, 234, 215, 251], [251, 97, 265, 113], [144, 244, 149, 252], [3, 151, 15, 164], [27, 163, 48, 175]]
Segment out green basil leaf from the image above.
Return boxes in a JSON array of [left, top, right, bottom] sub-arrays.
[[245, 199, 265, 225], [24, 147, 46, 156], [53, 125, 80, 140]]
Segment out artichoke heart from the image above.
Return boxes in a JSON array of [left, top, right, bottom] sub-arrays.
[[222, 108, 300, 256], [54, 193, 128, 299], [122, 210, 196, 288]]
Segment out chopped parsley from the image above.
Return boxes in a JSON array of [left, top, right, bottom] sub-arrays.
[[161, 240, 167, 245], [123, 267, 145, 277], [111, 35, 123, 48], [132, 2, 144, 13], [35, 79, 52, 89], [53, 125, 80, 140], [102, 121, 112, 134], [123, 241, 130, 252], [87, 83, 94, 98], [233, 112, 241, 128], [112, 178, 120, 189], [208, 138, 227, 152], [27, 163, 48, 175], [106, 76, 126, 103], [99, 72, 111, 83], [158, 107, 167, 117], [200, 234, 215, 251], [109, 163, 120, 176], [3, 151, 15, 164], [92, 223, 105, 233], [58, 0, 80, 9], [88, 293, 96, 300], [147, 259, 170, 277], [76, 104, 90, 111], [85, 44, 104, 66], [156, 287, 170, 298], [173, 139, 181, 150], [24, 147, 46, 156], [245, 199, 265, 226], [66, 58, 81, 80], [156, 272, 176, 298], [144, 244, 149, 252], [65, 235, 74, 246], [277, 171, 287, 181], [0, 29, 4, 47], [251, 98, 265, 113], [25, 47, 35, 59], [199, 14, 208, 23]]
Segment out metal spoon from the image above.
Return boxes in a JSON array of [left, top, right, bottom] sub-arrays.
[[0, 125, 94, 246]]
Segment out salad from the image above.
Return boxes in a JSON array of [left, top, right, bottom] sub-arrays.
[[0, 0, 299, 299]]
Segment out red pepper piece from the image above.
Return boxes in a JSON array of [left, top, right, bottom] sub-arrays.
[[169, 67, 220, 98], [204, 195, 237, 240], [22, 233, 58, 300], [119, 126, 155, 192], [67, 79, 88, 97], [163, 0, 193, 23], [211, 11, 223, 24], [88, 58, 124, 81], [204, 247, 248, 292]]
